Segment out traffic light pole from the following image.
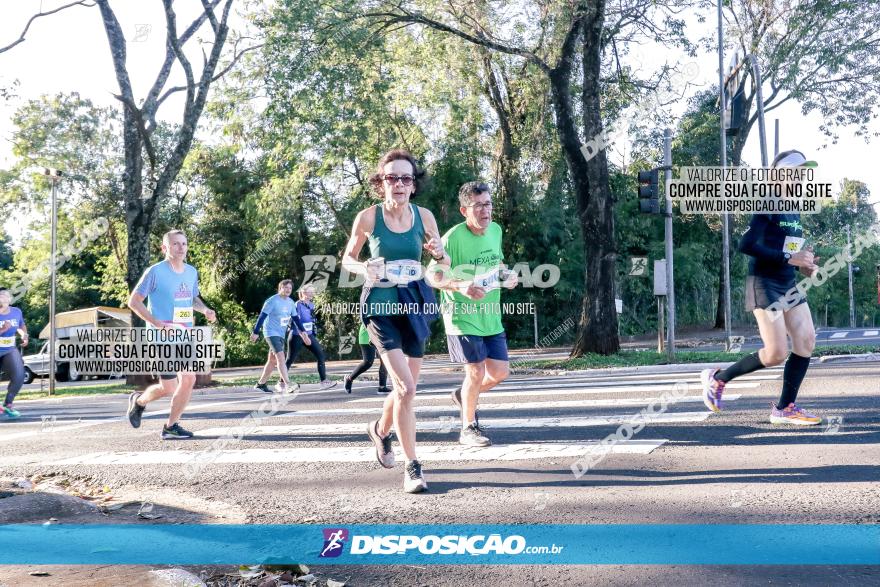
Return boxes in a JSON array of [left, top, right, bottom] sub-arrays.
[[663, 129, 675, 361], [717, 0, 732, 348], [847, 224, 855, 328]]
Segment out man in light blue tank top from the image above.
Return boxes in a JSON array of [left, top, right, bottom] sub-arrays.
[[126, 230, 217, 440]]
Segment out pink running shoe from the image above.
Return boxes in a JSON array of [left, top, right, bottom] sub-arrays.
[[700, 368, 726, 413], [770, 403, 822, 426]]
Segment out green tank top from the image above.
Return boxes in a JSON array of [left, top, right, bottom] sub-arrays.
[[364, 203, 425, 315]]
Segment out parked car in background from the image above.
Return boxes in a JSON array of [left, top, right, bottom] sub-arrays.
[[21, 306, 131, 384]]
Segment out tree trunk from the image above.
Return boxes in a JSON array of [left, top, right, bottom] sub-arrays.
[[551, 1, 619, 357], [480, 54, 521, 259], [574, 0, 618, 356]]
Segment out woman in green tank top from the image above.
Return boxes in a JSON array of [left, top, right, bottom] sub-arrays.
[[342, 149, 448, 494]]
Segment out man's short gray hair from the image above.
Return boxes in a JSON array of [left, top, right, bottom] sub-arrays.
[[458, 181, 490, 207]]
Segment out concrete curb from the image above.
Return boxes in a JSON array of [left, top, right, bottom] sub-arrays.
[[818, 353, 880, 364]]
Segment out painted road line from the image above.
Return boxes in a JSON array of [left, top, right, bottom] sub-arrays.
[[197, 411, 713, 438], [0, 396, 296, 443], [349, 382, 758, 403], [863, 330, 879, 336], [737, 430, 877, 439], [43, 440, 668, 465], [284, 396, 722, 416], [502, 372, 781, 384], [447, 378, 764, 390], [829, 332, 848, 339]]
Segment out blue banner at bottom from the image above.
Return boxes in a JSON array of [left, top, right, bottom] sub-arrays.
[[0, 524, 877, 565]]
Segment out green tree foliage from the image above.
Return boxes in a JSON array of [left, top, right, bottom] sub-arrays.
[[3, 2, 879, 368]]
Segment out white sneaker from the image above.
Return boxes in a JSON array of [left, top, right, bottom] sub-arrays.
[[278, 381, 300, 394], [319, 380, 338, 390], [403, 460, 428, 493]]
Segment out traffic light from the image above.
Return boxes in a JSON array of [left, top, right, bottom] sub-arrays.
[[638, 169, 660, 214], [724, 57, 747, 136]]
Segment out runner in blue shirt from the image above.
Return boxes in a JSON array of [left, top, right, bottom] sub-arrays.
[[250, 279, 302, 394], [285, 284, 337, 389], [0, 288, 29, 418], [125, 230, 217, 440]]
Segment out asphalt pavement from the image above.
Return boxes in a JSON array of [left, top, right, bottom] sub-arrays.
[[0, 357, 877, 585]]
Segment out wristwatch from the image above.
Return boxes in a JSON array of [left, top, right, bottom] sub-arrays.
[[783, 252, 792, 261]]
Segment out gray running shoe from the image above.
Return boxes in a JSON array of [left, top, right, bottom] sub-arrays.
[[403, 460, 428, 493], [161, 422, 194, 440], [127, 392, 145, 428], [459, 423, 492, 447], [366, 419, 395, 468]]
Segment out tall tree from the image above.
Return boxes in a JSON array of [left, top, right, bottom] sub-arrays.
[[1, 0, 259, 304], [721, 0, 880, 165], [353, 0, 619, 354], [356, 0, 693, 355]]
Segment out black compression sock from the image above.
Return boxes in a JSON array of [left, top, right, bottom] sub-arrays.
[[776, 352, 811, 409], [715, 352, 766, 383]]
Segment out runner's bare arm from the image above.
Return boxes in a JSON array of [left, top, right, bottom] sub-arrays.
[[127, 292, 163, 328], [342, 208, 376, 278], [418, 207, 448, 264], [194, 296, 217, 322], [16, 320, 28, 346]]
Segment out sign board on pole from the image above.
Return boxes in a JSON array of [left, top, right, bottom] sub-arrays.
[[654, 259, 667, 296]]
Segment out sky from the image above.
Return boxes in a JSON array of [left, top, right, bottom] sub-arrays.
[[1, 0, 878, 248]]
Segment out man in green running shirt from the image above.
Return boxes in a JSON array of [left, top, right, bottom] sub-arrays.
[[431, 181, 518, 447]]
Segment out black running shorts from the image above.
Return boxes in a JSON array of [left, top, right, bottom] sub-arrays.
[[365, 315, 425, 358], [745, 274, 806, 312]]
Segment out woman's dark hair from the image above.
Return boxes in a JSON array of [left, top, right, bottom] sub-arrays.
[[368, 149, 426, 199]]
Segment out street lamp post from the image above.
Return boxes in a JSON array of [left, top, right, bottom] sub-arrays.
[[43, 168, 62, 397]]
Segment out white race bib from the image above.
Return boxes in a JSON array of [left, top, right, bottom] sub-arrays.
[[173, 306, 194, 325], [782, 236, 805, 254], [280, 316, 291, 328], [0, 336, 15, 348], [472, 267, 503, 291], [302, 321, 314, 333], [384, 259, 423, 285]]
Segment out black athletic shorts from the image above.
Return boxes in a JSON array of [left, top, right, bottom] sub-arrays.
[[745, 274, 806, 312], [365, 315, 425, 358]]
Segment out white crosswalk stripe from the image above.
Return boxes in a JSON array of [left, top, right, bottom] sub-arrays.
[[199, 410, 717, 437], [349, 382, 758, 402], [36, 440, 665, 466], [8, 368, 757, 466], [283, 400, 738, 417]]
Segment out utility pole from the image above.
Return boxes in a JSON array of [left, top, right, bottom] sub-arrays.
[[847, 224, 855, 328], [716, 0, 732, 348], [774, 119, 780, 157], [663, 129, 675, 361], [44, 168, 62, 397]]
